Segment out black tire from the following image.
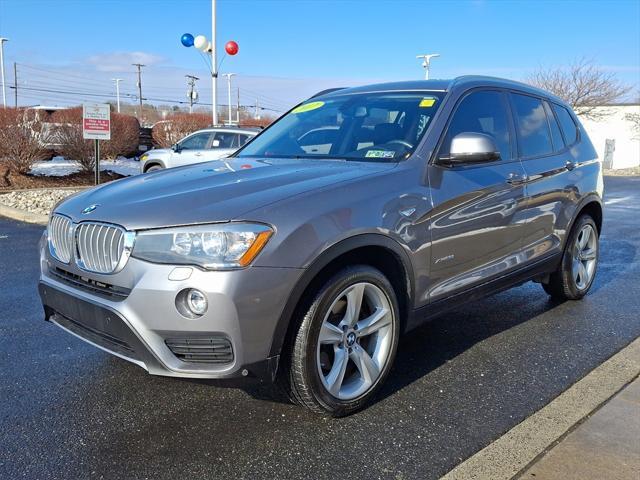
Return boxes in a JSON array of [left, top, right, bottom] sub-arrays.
[[278, 265, 400, 416], [543, 214, 599, 300]]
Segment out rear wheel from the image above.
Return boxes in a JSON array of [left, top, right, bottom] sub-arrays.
[[543, 214, 599, 300], [280, 265, 400, 416]]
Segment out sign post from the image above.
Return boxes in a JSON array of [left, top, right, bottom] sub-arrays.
[[82, 103, 111, 185]]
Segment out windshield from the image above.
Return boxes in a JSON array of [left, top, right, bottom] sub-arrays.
[[237, 91, 445, 162]]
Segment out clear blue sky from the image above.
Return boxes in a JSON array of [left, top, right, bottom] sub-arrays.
[[0, 0, 638, 110]]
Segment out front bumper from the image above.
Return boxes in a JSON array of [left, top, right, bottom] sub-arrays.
[[38, 234, 302, 382]]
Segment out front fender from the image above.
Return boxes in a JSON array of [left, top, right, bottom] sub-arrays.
[[267, 233, 415, 358]]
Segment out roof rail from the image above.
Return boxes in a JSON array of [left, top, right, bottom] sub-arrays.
[[309, 87, 346, 99]]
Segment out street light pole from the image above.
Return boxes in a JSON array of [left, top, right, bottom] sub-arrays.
[[0, 38, 8, 108], [211, 0, 218, 126], [223, 73, 235, 125], [112, 78, 123, 113], [416, 53, 440, 80]]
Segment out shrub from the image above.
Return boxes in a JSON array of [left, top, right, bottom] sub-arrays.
[[151, 113, 211, 148], [51, 108, 141, 171], [102, 112, 140, 159], [0, 108, 49, 182], [50, 108, 94, 172]]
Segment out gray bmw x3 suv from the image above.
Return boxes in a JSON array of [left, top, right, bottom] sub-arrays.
[[39, 76, 603, 416]]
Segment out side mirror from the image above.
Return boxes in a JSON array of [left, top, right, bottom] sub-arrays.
[[439, 132, 500, 165], [172, 143, 182, 153]]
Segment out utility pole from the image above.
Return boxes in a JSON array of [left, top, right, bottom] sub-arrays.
[[132, 63, 145, 118], [222, 73, 235, 125], [185, 75, 199, 114], [254, 97, 260, 120], [13, 62, 17, 107], [211, 0, 218, 126], [0, 38, 8, 108], [416, 53, 440, 80], [112, 78, 123, 113]]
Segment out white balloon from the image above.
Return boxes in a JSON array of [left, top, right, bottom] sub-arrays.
[[194, 35, 208, 51]]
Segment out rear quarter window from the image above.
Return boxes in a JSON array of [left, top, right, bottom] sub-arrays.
[[511, 93, 553, 158], [553, 104, 579, 146]]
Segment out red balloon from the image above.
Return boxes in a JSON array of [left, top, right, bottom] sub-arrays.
[[225, 40, 239, 56]]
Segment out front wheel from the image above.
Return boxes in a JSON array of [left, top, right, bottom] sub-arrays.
[[543, 214, 599, 300], [280, 265, 400, 416]]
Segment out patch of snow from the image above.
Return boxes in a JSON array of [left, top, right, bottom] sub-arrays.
[[30, 157, 140, 177]]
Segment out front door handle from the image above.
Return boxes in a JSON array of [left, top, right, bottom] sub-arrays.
[[506, 172, 528, 185], [194, 152, 203, 156], [565, 161, 576, 171]]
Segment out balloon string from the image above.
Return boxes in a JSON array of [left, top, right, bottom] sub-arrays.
[[198, 50, 213, 75], [217, 52, 228, 73]]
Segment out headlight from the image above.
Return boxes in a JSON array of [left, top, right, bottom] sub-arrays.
[[140, 153, 149, 161], [131, 223, 273, 269]]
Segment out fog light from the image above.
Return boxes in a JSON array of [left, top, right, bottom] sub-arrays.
[[187, 289, 208, 315]]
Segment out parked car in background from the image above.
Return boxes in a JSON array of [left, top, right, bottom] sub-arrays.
[[140, 126, 258, 172], [40, 77, 602, 416]]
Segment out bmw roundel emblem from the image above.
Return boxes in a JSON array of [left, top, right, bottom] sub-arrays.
[[82, 204, 99, 214]]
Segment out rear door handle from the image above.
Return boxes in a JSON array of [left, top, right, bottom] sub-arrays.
[[565, 161, 576, 171], [506, 172, 528, 185]]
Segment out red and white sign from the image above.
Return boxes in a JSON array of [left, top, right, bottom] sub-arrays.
[[82, 103, 111, 140]]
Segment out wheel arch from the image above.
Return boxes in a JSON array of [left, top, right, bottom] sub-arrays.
[[565, 194, 603, 247], [268, 234, 415, 358], [143, 160, 165, 172]]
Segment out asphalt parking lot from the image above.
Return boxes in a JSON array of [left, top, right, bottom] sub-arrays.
[[1, 176, 639, 480]]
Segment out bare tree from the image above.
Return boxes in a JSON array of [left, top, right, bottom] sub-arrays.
[[626, 112, 640, 140], [527, 58, 631, 120]]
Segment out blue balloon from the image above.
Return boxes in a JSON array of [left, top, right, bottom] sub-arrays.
[[181, 33, 194, 47]]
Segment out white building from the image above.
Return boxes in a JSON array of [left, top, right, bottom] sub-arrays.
[[579, 104, 640, 169]]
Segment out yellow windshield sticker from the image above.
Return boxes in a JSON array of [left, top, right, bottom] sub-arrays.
[[291, 101, 325, 114], [419, 97, 436, 108]]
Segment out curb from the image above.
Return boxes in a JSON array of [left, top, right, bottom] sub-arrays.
[[440, 336, 640, 480], [0, 203, 48, 225]]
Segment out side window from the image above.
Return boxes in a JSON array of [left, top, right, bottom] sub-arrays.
[[238, 134, 251, 146], [211, 132, 236, 149], [180, 133, 211, 150], [543, 101, 565, 152], [511, 93, 553, 158], [553, 104, 578, 146], [441, 90, 512, 161]]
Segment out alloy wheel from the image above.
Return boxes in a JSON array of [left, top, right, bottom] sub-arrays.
[[316, 282, 395, 400], [573, 224, 597, 290]]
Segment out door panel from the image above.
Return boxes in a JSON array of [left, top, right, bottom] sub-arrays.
[[426, 89, 528, 302], [172, 132, 212, 167], [509, 94, 575, 263], [427, 162, 528, 301]]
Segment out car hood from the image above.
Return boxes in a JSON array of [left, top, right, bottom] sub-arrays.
[[144, 148, 172, 158], [55, 157, 396, 230]]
